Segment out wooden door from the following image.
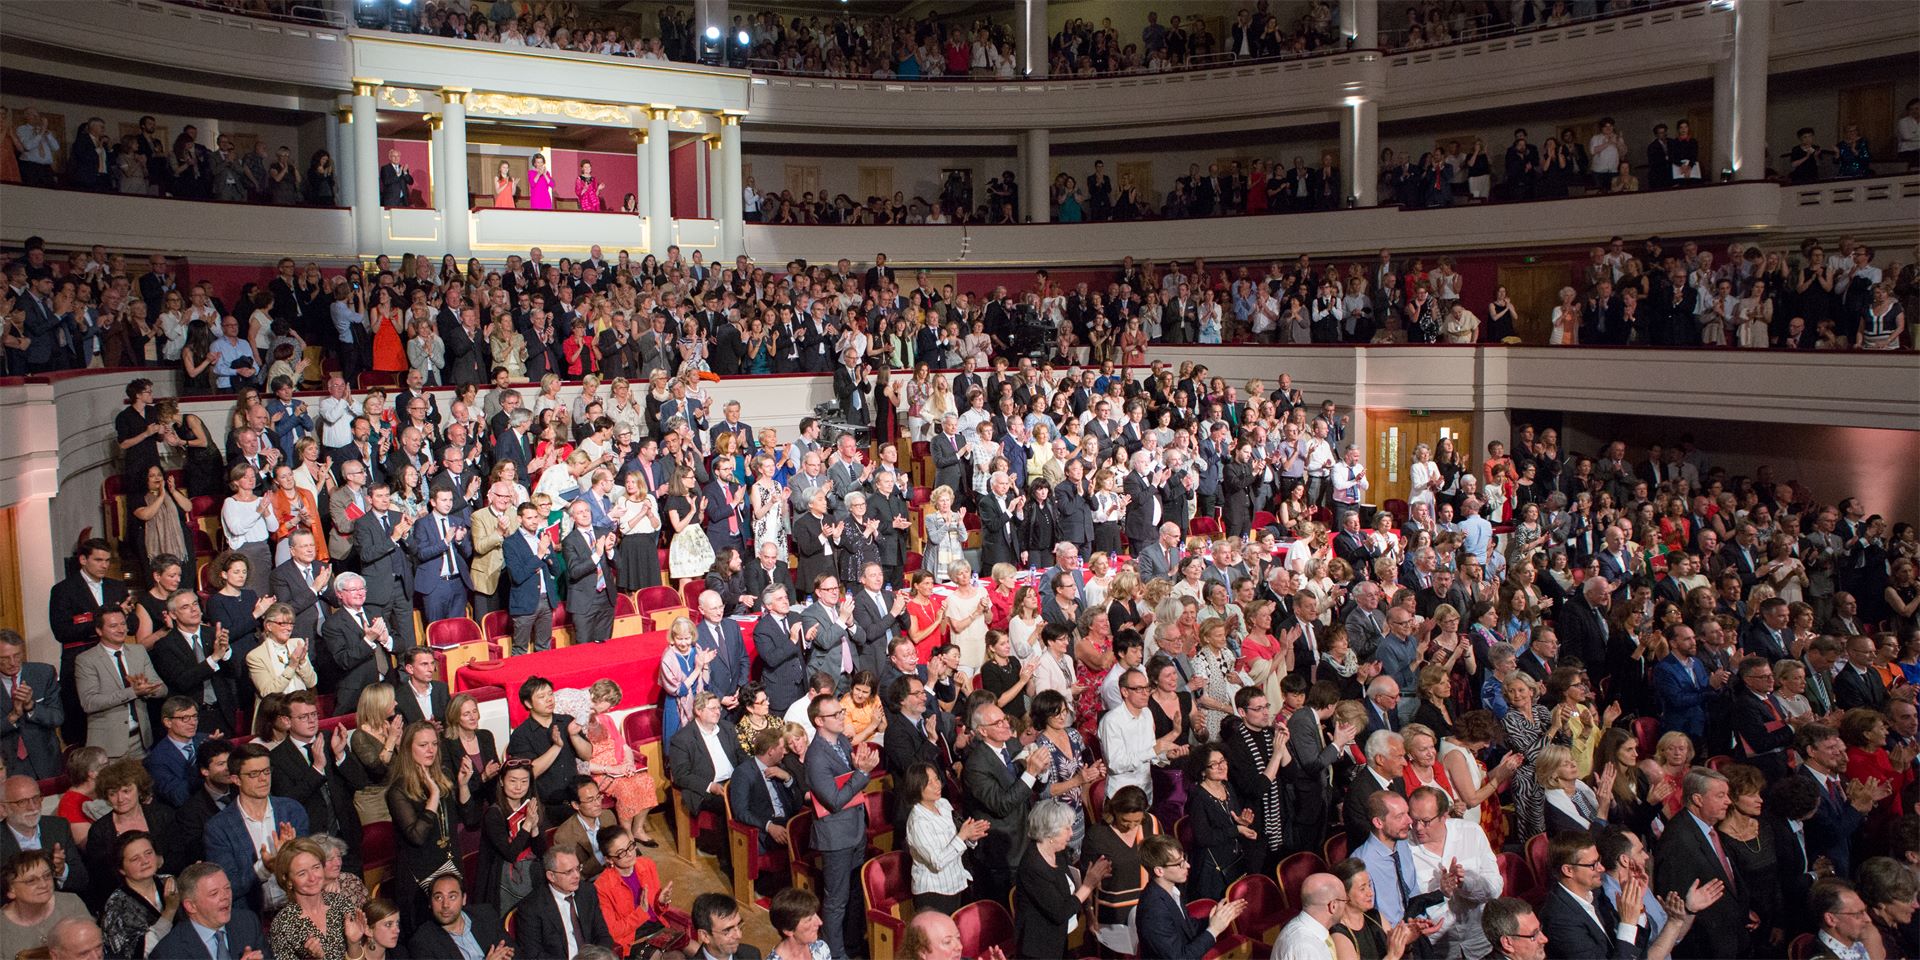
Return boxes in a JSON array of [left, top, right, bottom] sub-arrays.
[[1838, 83, 1895, 156], [1368, 411, 1475, 509], [858, 166, 894, 203], [784, 163, 820, 198], [0, 507, 19, 637], [1496, 261, 1574, 344]]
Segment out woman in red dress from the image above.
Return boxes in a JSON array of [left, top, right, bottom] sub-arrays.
[[904, 570, 948, 662]]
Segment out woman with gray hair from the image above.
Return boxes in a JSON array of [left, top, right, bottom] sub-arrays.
[[1016, 799, 1113, 960], [310, 833, 370, 908]]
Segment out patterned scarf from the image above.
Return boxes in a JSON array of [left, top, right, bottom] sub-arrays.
[[1230, 719, 1286, 850]]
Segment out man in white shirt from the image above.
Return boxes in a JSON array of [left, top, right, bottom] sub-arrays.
[[1098, 668, 1186, 804], [1302, 420, 1336, 508], [1330, 444, 1369, 525], [1272, 872, 1346, 960], [1406, 786, 1502, 959], [315, 375, 359, 459]]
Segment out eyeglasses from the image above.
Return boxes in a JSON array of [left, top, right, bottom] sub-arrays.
[[1411, 814, 1444, 826], [817, 709, 844, 719], [1570, 859, 1605, 871], [608, 844, 636, 858], [1122, 684, 1149, 692], [1509, 928, 1548, 941]]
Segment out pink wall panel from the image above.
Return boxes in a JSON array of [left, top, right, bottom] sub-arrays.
[[669, 141, 707, 219], [376, 138, 433, 207], [549, 149, 639, 211]]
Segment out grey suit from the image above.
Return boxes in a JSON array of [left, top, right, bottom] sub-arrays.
[[804, 732, 871, 959], [76, 642, 168, 759], [1343, 605, 1387, 660], [801, 602, 856, 693], [1135, 542, 1182, 583]]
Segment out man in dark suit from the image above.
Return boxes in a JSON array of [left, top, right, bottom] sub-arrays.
[[1285, 681, 1352, 855], [881, 674, 948, 781], [149, 591, 240, 739], [805, 691, 880, 958], [977, 473, 1022, 570], [0, 776, 89, 895], [863, 254, 896, 292], [515, 849, 614, 959], [1123, 457, 1171, 546], [1052, 460, 1094, 558], [270, 692, 358, 863], [689, 893, 763, 960], [1740, 598, 1794, 662], [409, 873, 510, 960], [1540, 832, 1647, 959], [849, 562, 907, 677], [833, 352, 871, 427], [562, 500, 616, 646], [694, 591, 752, 707], [144, 696, 210, 808], [1344, 729, 1407, 849], [392, 647, 451, 726], [727, 726, 797, 861], [1835, 634, 1895, 712], [351, 484, 418, 651], [502, 502, 558, 656], [1729, 656, 1796, 780], [269, 532, 333, 641], [929, 418, 967, 495], [752, 587, 808, 713], [668, 693, 745, 853], [408, 487, 473, 626], [961, 700, 1046, 914], [741, 541, 794, 601], [1797, 723, 1876, 877], [1652, 767, 1748, 960], [174, 739, 235, 865], [866, 470, 912, 586], [322, 573, 401, 716], [149, 862, 266, 960], [378, 148, 414, 207], [0, 630, 65, 780], [48, 537, 128, 743], [1558, 577, 1614, 681], [1134, 522, 1184, 584]]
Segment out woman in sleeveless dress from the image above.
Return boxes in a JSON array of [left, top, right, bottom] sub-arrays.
[[750, 456, 789, 562], [941, 562, 990, 672], [492, 161, 515, 208], [368, 287, 407, 374], [579, 682, 660, 847], [527, 154, 554, 210], [663, 468, 714, 584], [614, 474, 662, 591]]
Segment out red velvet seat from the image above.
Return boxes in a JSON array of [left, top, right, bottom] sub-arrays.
[[480, 610, 513, 645], [1322, 832, 1350, 865], [863, 851, 912, 958], [861, 790, 894, 850], [1277, 851, 1326, 917], [1187, 898, 1218, 919], [904, 551, 922, 574], [637, 585, 680, 613], [1190, 516, 1220, 538], [426, 616, 482, 648], [615, 592, 640, 618], [1227, 873, 1287, 943], [361, 820, 395, 872], [1497, 851, 1537, 901], [1253, 510, 1276, 530], [622, 709, 663, 749], [681, 580, 704, 610], [953, 900, 1014, 960], [785, 810, 821, 894], [1383, 499, 1409, 525], [1632, 715, 1659, 756], [1787, 933, 1818, 960], [725, 792, 790, 908], [1525, 833, 1550, 892]]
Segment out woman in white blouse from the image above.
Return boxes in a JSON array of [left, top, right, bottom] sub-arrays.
[[221, 463, 280, 595], [902, 762, 989, 916], [1536, 744, 1611, 835], [1029, 624, 1078, 700], [1408, 443, 1441, 514]]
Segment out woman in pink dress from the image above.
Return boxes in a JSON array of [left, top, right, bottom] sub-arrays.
[[527, 153, 554, 210], [574, 160, 603, 212], [577, 680, 661, 846]]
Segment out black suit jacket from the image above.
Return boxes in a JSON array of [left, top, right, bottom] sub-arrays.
[[394, 679, 452, 726], [667, 719, 746, 814], [270, 559, 333, 640], [149, 904, 264, 960], [379, 163, 414, 206], [0, 817, 88, 895], [1653, 814, 1748, 959], [149, 628, 239, 733], [1834, 663, 1890, 712], [1540, 881, 1641, 959], [515, 882, 614, 958], [49, 573, 127, 646], [409, 904, 508, 960], [726, 757, 798, 837], [1344, 767, 1405, 848], [269, 737, 359, 846]]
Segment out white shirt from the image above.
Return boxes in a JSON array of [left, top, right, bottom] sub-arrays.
[[697, 723, 736, 786], [1098, 704, 1159, 801], [905, 798, 974, 895], [238, 800, 286, 906], [316, 395, 359, 448], [1331, 461, 1368, 504], [548, 886, 583, 958], [1406, 820, 1502, 953], [1272, 911, 1336, 960]]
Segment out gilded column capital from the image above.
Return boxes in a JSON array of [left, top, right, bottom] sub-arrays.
[[438, 87, 473, 106], [645, 103, 677, 121], [351, 77, 384, 97]]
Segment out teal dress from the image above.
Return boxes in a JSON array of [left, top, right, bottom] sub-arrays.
[[1058, 194, 1085, 223]]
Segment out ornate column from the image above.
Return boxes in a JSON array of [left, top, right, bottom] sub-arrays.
[[1022, 128, 1049, 223], [1728, 0, 1771, 181], [1342, 0, 1379, 47], [719, 112, 745, 261], [1342, 96, 1378, 207], [437, 87, 472, 257], [645, 104, 674, 256], [351, 78, 382, 256], [1021, 0, 1047, 77]]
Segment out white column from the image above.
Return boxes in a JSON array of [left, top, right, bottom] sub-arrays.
[[646, 105, 673, 256], [694, 0, 729, 38], [1711, 61, 1734, 180], [1022, 127, 1049, 223], [1022, 0, 1047, 77], [1728, 0, 1771, 181], [1342, 0, 1379, 47], [438, 88, 471, 257], [351, 79, 381, 256], [1344, 97, 1378, 207], [703, 135, 721, 223], [719, 112, 745, 260], [329, 97, 353, 209]]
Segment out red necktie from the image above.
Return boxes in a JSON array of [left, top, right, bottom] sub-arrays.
[[1706, 827, 1738, 893]]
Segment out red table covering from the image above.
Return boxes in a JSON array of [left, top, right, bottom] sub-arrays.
[[456, 618, 762, 724]]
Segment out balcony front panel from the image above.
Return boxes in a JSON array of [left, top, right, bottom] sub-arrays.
[[0, 185, 355, 259], [2, 0, 349, 93], [470, 208, 652, 256]]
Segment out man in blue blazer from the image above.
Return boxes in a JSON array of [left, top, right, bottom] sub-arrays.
[[0, 630, 65, 780], [204, 743, 309, 913], [752, 587, 807, 713], [694, 590, 752, 707], [805, 692, 880, 960], [1651, 624, 1724, 747], [145, 696, 208, 808], [1138, 834, 1242, 960], [502, 502, 558, 656], [149, 861, 267, 960], [408, 487, 473, 626]]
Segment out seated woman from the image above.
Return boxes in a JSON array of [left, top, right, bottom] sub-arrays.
[[98, 830, 178, 960], [1536, 744, 1610, 835], [0, 850, 91, 960], [575, 680, 661, 847], [267, 838, 366, 960], [83, 759, 183, 896], [593, 825, 686, 956]]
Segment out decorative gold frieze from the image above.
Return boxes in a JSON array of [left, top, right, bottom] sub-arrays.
[[468, 93, 636, 126]]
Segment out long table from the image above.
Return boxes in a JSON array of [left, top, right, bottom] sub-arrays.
[[455, 617, 762, 724]]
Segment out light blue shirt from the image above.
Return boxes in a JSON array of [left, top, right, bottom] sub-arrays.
[[208, 336, 256, 387], [1376, 631, 1420, 689], [1602, 872, 1667, 941], [1459, 515, 1493, 562], [1354, 832, 1420, 924], [448, 912, 485, 960], [191, 920, 226, 960]]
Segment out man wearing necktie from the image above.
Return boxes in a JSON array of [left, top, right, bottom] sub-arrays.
[[561, 500, 615, 646], [0, 630, 64, 780], [75, 607, 167, 760], [322, 573, 397, 716], [695, 591, 751, 709], [349, 483, 418, 653], [805, 692, 881, 959], [149, 862, 267, 960], [1354, 791, 1431, 938], [1729, 656, 1797, 780], [149, 591, 237, 744], [961, 702, 1049, 918], [1652, 768, 1750, 959], [409, 488, 473, 626], [270, 531, 332, 641], [1540, 831, 1652, 959]]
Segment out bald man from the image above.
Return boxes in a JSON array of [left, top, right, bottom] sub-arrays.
[[901, 911, 965, 960], [46, 918, 103, 960], [1273, 873, 1347, 960]]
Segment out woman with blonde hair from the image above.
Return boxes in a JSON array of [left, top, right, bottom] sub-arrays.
[[1536, 743, 1611, 834], [386, 720, 475, 926], [924, 485, 967, 582], [582, 678, 660, 846], [343, 683, 405, 825], [267, 837, 366, 960]]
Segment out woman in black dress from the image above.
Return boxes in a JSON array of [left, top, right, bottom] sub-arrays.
[[1015, 800, 1111, 960], [614, 471, 662, 591], [160, 400, 226, 500], [1328, 857, 1419, 960], [386, 720, 478, 928], [1080, 785, 1158, 956], [1183, 743, 1252, 901], [1019, 479, 1060, 568], [475, 761, 544, 912]]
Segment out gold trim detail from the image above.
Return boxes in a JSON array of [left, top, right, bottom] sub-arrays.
[[438, 87, 472, 106], [381, 86, 422, 109], [467, 93, 635, 126]]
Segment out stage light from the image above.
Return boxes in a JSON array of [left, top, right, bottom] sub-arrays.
[[737, 30, 750, 46], [706, 26, 721, 40]]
